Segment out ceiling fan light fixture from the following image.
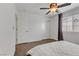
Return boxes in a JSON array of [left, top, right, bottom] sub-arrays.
[[40, 3, 71, 15], [49, 8, 58, 12], [49, 3, 58, 12]]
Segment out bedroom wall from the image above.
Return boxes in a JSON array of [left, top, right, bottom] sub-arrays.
[[63, 6, 79, 44], [48, 15, 58, 40], [16, 11, 49, 44], [0, 4, 16, 55], [63, 32, 79, 44]]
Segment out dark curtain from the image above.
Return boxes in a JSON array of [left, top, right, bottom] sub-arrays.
[[58, 13, 64, 41]]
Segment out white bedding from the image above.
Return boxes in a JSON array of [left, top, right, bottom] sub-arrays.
[[27, 41, 79, 56]]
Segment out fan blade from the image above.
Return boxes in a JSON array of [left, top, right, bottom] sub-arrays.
[[45, 11, 50, 15], [58, 3, 71, 8], [40, 8, 49, 10]]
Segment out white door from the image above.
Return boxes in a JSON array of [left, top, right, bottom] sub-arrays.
[[0, 4, 16, 56]]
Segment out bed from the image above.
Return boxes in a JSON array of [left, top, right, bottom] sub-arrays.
[[26, 41, 79, 56]]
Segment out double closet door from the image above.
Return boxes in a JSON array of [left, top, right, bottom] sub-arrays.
[[16, 13, 48, 44]]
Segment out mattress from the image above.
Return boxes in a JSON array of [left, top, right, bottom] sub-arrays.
[[27, 41, 79, 56]]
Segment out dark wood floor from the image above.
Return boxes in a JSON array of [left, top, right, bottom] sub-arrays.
[[14, 39, 57, 56]]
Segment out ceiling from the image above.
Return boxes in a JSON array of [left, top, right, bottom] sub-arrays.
[[15, 3, 79, 16]]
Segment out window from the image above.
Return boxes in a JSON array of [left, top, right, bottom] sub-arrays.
[[62, 14, 79, 32]]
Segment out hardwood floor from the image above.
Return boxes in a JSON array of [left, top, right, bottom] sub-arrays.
[[14, 39, 57, 56]]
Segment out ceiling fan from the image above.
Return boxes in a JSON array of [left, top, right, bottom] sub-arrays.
[[40, 3, 71, 15]]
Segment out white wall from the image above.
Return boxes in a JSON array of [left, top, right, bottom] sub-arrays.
[[48, 15, 58, 40], [63, 32, 79, 44], [0, 4, 16, 55], [63, 6, 79, 44], [17, 12, 49, 43]]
